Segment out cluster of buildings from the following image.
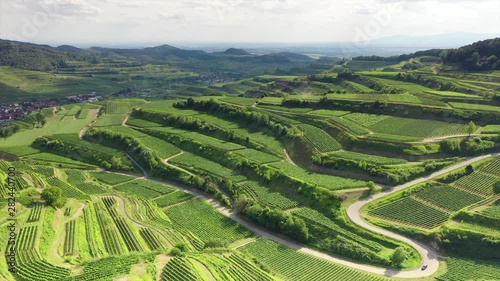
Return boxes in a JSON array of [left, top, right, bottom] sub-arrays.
[[0, 93, 102, 123], [200, 74, 235, 85], [66, 92, 103, 103]]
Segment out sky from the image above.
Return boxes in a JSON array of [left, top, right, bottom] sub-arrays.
[[0, 0, 499, 46]]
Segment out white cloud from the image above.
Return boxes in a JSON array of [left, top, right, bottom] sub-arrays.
[[158, 11, 184, 20], [0, 0, 498, 43], [39, 0, 103, 16]]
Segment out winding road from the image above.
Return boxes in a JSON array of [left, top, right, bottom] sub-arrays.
[[346, 151, 499, 278], [121, 151, 499, 278]]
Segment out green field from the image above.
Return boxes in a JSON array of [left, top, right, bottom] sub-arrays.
[[239, 181, 299, 209], [165, 198, 253, 245], [270, 161, 366, 190], [369, 197, 449, 228], [170, 152, 247, 182], [326, 150, 407, 165], [449, 102, 500, 113], [242, 239, 390, 281], [297, 123, 342, 152], [0, 107, 97, 147], [345, 113, 470, 139]]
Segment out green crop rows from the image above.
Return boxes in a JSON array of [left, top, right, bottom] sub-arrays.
[[15, 225, 71, 281], [115, 179, 176, 199], [480, 205, 500, 219], [414, 185, 484, 211], [454, 172, 496, 196], [94, 201, 127, 255], [437, 257, 500, 281], [139, 136, 181, 159], [90, 171, 135, 185], [94, 114, 127, 127], [154, 190, 194, 207], [270, 161, 366, 190], [170, 152, 247, 182], [293, 208, 383, 252], [480, 157, 500, 176], [161, 257, 197, 281], [106, 100, 144, 114], [66, 254, 156, 281], [345, 113, 470, 139], [27, 204, 43, 222], [139, 228, 164, 250], [242, 239, 389, 281], [326, 151, 407, 165], [369, 197, 449, 228], [183, 131, 244, 151], [46, 177, 87, 199], [165, 198, 253, 245], [297, 123, 342, 152], [344, 113, 390, 127], [102, 197, 144, 252], [232, 148, 282, 164], [126, 117, 163, 127], [240, 181, 299, 210], [63, 220, 77, 255]]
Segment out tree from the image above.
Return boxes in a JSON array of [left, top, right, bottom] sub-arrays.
[[465, 164, 475, 174], [467, 121, 477, 136], [367, 181, 378, 194], [390, 247, 407, 266], [41, 186, 63, 207], [494, 180, 500, 194]]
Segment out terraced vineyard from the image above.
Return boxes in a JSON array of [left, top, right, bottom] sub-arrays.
[[139, 136, 182, 159], [63, 220, 77, 255], [454, 172, 496, 196], [294, 208, 384, 251], [436, 258, 500, 281], [115, 179, 176, 199], [297, 123, 342, 152], [243, 239, 390, 281], [232, 148, 282, 164], [480, 205, 500, 219], [170, 152, 247, 182], [240, 181, 299, 209], [27, 204, 43, 222], [154, 191, 195, 207], [94, 200, 128, 255], [165, 198, 253, 245], [326, 151, 407, 165], [480, 157, 500, 176], [102, 197, 145, 252], [369, 197, 449, 228], [2, 43, 500, 281], [90, 171, 135, 185], [414, 185, 484, 211], [161, 257, 198, 281], [270, 161, 366, 190], [345, 113, 471, 139]]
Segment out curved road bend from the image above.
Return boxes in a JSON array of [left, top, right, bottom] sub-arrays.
[[347, 152, 499, 278], [122, 151, 499, 278]]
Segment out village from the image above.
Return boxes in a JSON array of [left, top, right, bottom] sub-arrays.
[[0, 92, 102, 123]]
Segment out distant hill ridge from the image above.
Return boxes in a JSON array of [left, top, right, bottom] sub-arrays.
[[0, 39, 314, 71], [353, 37, 500, 71]]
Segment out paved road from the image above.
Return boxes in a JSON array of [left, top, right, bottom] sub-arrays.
[[121, 150, 499, 278], [346, 152, 499, 278]]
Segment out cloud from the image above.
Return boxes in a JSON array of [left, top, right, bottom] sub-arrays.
[[158, 11, 184, 21], [352, 7, 376, 14], [39, 0, 103, 16]]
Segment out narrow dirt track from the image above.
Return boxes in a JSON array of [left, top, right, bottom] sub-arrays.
[[120, 151, 499, 278]]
